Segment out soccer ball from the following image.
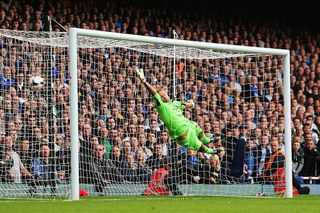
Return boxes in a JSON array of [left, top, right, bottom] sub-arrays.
[[30, 75, 44, 91]]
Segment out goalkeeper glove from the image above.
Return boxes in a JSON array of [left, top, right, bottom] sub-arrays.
[[214, 147, 223, 154], [187, 100, 195, 108], [135, 68, 146, 83]]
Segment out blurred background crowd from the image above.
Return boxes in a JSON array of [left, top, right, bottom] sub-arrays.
[[0, 0, 319, 194]]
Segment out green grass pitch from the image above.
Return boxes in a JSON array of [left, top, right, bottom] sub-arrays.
[[1, 196, 319, 213]]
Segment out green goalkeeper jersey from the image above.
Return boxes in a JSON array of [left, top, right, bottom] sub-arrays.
[[153, 93, 190, 139]]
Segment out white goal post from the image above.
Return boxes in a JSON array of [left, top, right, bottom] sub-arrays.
[[68, 28, 292, 200]]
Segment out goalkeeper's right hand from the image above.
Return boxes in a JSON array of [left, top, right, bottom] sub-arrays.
[[135, 68, 146, 83]]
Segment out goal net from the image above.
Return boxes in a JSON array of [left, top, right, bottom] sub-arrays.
[[0, 29, 291, 199]]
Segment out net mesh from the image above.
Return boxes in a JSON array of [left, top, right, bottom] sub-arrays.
[[0, 30, 286, 198]]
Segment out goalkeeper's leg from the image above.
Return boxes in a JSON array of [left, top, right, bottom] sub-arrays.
[[176, 127, 216, 155], [198, 131, 211, 145], [190, 121, 211, 145], [198, 144, 216, 155]]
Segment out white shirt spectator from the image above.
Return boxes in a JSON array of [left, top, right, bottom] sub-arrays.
[[9, 151, 24, 183]]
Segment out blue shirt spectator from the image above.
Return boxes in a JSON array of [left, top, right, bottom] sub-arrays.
[[32, 158, 50, 181], [31, 144, 51, 182]]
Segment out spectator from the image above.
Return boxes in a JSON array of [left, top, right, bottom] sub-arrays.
[[31, 144, 55, 187], [208, 154, 221, 184], [264, 140, 310, 195], [130, 136, 140, 154], [0, 136, 32, 183], [122, 140, 135, 158], [110, 146, 124, 168], [17, 138, 33, 179], [180, 149, 202, 184], [0, 66, 15, 91], [223, 128, 239, 171], [137, 133, 152, 159], [56, 139, 71, 183], [159, 131, 176, 157], [93, 145, 125, 193], [252, 128, 262, 146], [98, 127, 112, 158], [200, 154, 221, 184], [136, 149, 148, 169], [146, 132, 157, 152], [146, 143, 167, 171], [123, 154, 148, 183], [292, 140, 304, 177], [302, 123, 319, 145], [244, 139, 258, 182], [299, 139, 320, 177], [257, 135, 271, 176]]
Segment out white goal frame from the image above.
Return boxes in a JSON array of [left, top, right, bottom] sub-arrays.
[[68, 28, 292, 200]]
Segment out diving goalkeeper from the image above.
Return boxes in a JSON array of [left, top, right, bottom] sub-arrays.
[[135, 68, 219, 155]]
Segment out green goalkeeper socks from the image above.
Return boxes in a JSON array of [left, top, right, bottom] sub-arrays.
[[199, 134, 210, 145], [204, 146, 215, 154]]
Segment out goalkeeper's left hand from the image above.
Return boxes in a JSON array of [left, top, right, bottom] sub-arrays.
[[186, 100, 195, 108], [214, 147, 223, 154], [134, 68, 146, 83]]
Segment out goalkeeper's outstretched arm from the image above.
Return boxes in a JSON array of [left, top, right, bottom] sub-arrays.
[[144, 82, 157, 96], [135, 68, 157, 96]]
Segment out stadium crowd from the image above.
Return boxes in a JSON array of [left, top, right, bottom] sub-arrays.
[[0, 0, 319, 194]]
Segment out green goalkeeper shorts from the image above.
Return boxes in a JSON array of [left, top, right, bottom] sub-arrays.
[[176, 125, 202, 151], [190, 121, 202, 136]]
